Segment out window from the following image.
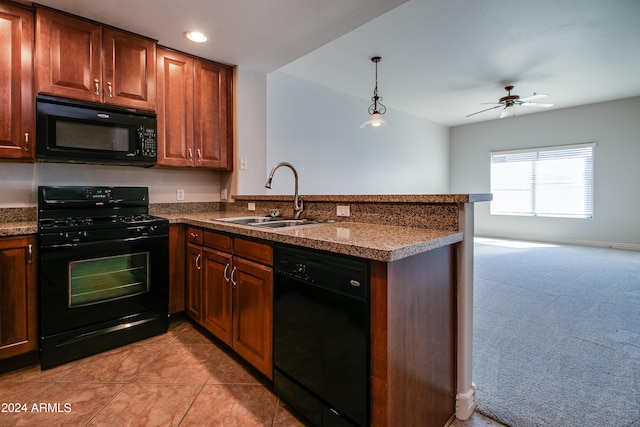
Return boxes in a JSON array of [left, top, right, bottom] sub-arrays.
[[490, 143, 594, 218]]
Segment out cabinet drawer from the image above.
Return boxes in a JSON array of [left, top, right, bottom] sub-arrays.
[[186, 227, 203, 245], [204, 231, 232, 252], [233, 238, 272, 266]]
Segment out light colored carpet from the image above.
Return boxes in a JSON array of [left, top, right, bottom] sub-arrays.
[[472, 238, 640, 427]]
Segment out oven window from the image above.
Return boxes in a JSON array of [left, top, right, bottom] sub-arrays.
[[69, 252, 150, 307], [56, 121, 130, 152]]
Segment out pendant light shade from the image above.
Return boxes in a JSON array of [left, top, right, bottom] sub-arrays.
[[360, 56, 388, 129]]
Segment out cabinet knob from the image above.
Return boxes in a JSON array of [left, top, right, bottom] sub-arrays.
[[94, 79, 100, 95]]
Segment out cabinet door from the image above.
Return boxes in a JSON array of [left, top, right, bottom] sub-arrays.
[[103, 28, 156, 111], [193, 59, 233, 170], [201, 248, 233, 345], [0, 2, 34, 160], [156, 48, 193, 167], [35, 9, 102, 102], [185, 243, 203, 322], [0, 236, 37, 360], [232, 256, 273, 379]]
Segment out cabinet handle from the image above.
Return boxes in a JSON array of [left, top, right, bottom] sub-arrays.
[[223, 263, 230, 282], [107, 81, 113, 98], [27, 244, 33, 264], [197, 148, 202, 162], [231, 266, 237, 286], [188, 148, 194, 162], [24, 133, 30, 151], [94, 79, 100, 95], [195, 253, 201, 270], [190, 232, 199, 239]]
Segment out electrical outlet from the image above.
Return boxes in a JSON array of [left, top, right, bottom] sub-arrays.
[[248, 202, 256, 211], [176, 189, 185, 201], [336, 205, 350, 217], [240, 158, 248, 170], [220, 189, 228, 200]]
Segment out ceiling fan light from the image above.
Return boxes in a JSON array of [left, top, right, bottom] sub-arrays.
[[360, 112, 388, 129], [500, 105, 515, 119]]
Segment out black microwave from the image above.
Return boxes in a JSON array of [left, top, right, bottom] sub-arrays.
[[36, 95, 157, 167]]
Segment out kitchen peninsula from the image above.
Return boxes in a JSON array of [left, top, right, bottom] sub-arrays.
[[0, 193, 490, 426], [156, 193, 491, 426]]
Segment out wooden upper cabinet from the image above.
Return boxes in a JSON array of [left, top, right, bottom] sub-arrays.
[[156, 48, 194, 167], [194, 59, 233, 169], [103, 28, 156, 110], [35, 8, 156, 111], [0, 2, 34, 160], [35, 9, 101, 103], [156, 47, 233, 170]]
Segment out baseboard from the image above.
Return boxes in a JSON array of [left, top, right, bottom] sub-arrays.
[[455, 383, 476, 420], [476, 235, 640, 251]]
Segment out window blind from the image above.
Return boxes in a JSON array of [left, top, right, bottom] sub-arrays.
[[490, 143, 595, 218]]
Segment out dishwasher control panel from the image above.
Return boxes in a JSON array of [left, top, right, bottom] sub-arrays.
[[274, 245, 369, 300]]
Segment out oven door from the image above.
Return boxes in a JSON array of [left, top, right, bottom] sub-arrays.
[[39, 234, 168, 367]]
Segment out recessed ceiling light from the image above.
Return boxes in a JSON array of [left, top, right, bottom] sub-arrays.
[[184, 31, 209, 43]]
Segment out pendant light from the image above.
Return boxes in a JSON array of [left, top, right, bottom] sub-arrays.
[[360, 56, 388, 129]]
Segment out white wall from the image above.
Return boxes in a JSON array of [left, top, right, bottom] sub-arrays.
[[232, 67, 269, 196], [265, 71, 449, 195], [450, 96, 640, 249]]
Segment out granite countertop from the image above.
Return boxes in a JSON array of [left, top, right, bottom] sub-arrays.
[[162, 212, 462, 262], [0, 210, 463, 262], [0, 221, 38, 237]]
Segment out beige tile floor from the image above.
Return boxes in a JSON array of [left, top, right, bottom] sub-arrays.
[[0, 320, 505, 426]]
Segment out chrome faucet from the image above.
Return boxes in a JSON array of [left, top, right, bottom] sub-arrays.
[[265, 162, 304, 219]]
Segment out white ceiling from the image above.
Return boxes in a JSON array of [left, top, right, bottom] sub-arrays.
[[30, 0, 640, 127]]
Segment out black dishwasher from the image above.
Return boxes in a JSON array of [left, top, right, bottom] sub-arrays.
[[273, 245, 369, 427]]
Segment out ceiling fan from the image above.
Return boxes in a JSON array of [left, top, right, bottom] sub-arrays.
[[466, 85, 553, 118]]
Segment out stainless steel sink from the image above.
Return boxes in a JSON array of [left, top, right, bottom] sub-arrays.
[[212, 216, 333, 229], [213, 216, 275, 225]]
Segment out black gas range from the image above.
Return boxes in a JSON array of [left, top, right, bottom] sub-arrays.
[[37, 186, 169, 369]]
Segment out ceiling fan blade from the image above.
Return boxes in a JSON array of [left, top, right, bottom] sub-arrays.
[[521, 102, 554, 108], [520, 93, 548, 102], [500, 105, 515, 118], [466, 105, 502, 117]]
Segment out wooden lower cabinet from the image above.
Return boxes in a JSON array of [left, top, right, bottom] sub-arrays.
[[0, 1, 34, 161], [0, 235, 37, 360], [201, 247, 233, 345], [185, 228, 273, 379], [231, 256, 272, 377]]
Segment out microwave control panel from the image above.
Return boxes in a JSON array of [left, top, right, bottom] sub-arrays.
[[139, 126, 157, 157]]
